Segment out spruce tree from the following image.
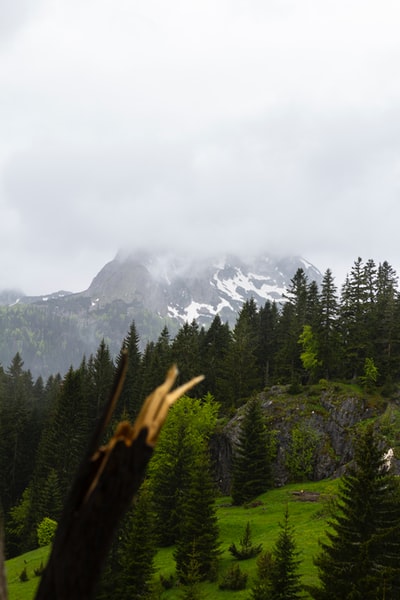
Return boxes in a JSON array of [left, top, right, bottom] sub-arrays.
[[268, 507, 302, 600], [318, 268, 340, 379], [311, 425, 400, 599], [219, 300, 262, 408], [0, 353, 36, 512], [171, 320, 202, 393], [174, 443, 220, 583], [374, 261, 399, 381], [200, 315, 231, 402], [151, 414, 197, 546], [115, 321, 142, 420], [117, 484, 157, 600], [231, 396, 271, 505], [258, 301, 279, 386], [249, 509, 302, 600], [148, 395, 219, 546], [87, 340, 115, 430], [339, 257, 374, 378]]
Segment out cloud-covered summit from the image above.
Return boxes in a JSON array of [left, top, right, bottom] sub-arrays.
[[1, 1, 400, 295]]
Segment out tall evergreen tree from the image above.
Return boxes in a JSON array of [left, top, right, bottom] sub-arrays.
[[44, 362, 90, 501], [115, 321, 142, 420], [219, 300, 262, 408], [116, 484, 157, 600], [275, 269, 310, 382], [138, 341, 157, 400], [258, 301, 279, 386], [174, 443, 220, 583], [231, 396, 271, 505], [318, 268, 340, 379], [200, 315, 231, 402], [311, 426, 400, 599], [0, 353, 36, 513], [137, 325, 174, 405], [150, 325, 172, 388], [87, 340, 115, 428], [306, 280, 321, 331], [373, 262, 399, 381], [340, 258, 373, 378], [268, 507, 302, 600], [148, 395, 219, 546]]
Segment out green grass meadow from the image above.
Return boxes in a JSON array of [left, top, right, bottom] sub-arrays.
[[6, 479, 338, 600]]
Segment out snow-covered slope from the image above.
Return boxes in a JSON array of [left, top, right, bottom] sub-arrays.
[[84, 251, 322, 326]]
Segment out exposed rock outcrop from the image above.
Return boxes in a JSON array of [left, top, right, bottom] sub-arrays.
[[212, 385, 396, 494]]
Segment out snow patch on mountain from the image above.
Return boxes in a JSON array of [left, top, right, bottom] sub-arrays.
[[32, 250, 322, 328], [162, 255, 322, 326]]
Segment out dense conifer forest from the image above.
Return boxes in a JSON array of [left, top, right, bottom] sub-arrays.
[[3, 256, 400, 598]]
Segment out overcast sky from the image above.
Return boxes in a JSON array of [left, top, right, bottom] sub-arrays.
[[1, 0, 400, 295]]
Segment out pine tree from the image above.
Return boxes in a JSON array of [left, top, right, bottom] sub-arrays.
[[249, 509, 302, 600], [0, 353, 37, 513], [268, 507, 302, 600], [174, 444, 220, 583], [115, 321, 142, 420], [200, 315, 231, 402], [306, 280, 321, 331], [275, 269, 311, 383], [231, 396, 271, 505], [179, 542, 203, 600], [87, 340, 115, 428], [373, 261, 399, 381], [311, 426, 400, 599], [117, 483, 157, 600], [258, 301, 279, 386], [318, 268, 340, 379], [148, 395, 219, 546], [339, 258, 374, 378], [219, 300, 262, 408], [171, 321, 202, 390], [42, 363, 90, 501]]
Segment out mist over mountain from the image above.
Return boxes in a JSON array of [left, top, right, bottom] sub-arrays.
[[81, 251, 321, 323], [0, 251, 322, 378]]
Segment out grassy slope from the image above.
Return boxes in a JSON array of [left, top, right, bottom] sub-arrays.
[[6, 478, 338, 600], [5, 546, 49, 600]]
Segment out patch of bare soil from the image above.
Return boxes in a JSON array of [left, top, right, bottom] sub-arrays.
[[291, 490, 321, 502]]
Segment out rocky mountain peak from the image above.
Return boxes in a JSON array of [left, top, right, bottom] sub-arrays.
[[83, 250, 322, 326]]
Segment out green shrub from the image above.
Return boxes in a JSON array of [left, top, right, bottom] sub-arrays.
[[318, 378, 329, 390], [34, 561, 45, 577], [219, 563, 248, 590], [37, 517, 57, 547], [285, 423, 321, 481], [159, 573, 175, 590]]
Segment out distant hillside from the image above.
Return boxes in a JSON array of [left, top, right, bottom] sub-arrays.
[[0, 251, 322, 378]]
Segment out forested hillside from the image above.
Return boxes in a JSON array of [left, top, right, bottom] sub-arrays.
[[3, 256, 400, 598]]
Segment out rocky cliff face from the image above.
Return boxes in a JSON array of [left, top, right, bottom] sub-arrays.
[[212, 385, 397, 495]]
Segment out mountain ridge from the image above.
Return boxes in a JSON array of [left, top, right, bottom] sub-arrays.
[[78, 251, 322, 326], [0, 251, 322, 377]]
